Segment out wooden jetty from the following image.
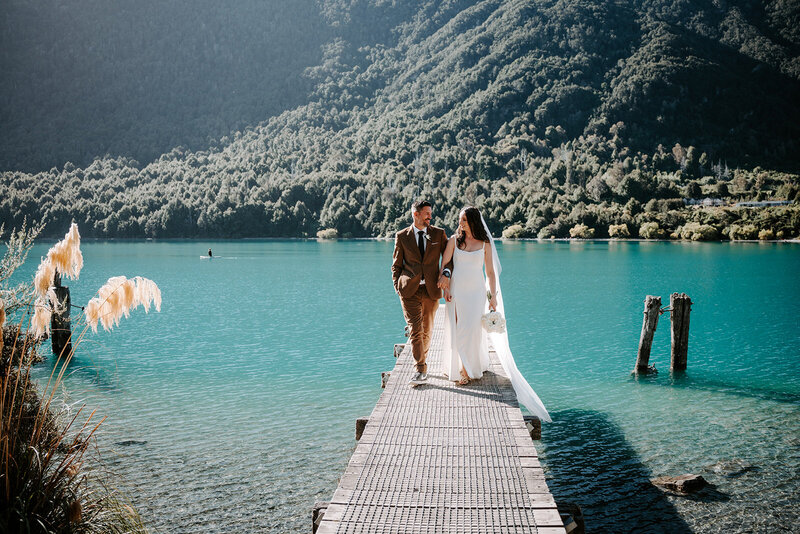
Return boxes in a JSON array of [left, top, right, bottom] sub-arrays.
[[316, 308, 565, 533]]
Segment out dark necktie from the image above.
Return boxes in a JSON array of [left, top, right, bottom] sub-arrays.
[[417, 230, 425, 258]]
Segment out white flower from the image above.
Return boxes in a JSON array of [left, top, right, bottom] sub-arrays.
[[481, 310, 506, 333]]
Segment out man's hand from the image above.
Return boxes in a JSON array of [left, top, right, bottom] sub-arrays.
[[443, 287, 452, 302]]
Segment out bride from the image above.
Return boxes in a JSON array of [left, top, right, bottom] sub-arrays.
[[439, 206, 551, 422]]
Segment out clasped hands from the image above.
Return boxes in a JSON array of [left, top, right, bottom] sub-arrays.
[[437, 273, 452, 302]]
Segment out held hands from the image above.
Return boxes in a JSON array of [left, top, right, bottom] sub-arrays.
[[437, 274, 451, 290]]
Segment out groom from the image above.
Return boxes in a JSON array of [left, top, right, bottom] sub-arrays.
[[391, 200, 453, 385]]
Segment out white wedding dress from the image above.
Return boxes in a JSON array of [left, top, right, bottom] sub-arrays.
[[443, 244, 491, 380], [442, 217, 552, 422]]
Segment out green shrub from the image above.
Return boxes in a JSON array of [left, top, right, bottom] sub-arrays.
[[686, 181, 702, 198], [639, 222, 665, 239], [678, 222, 719, 241], [608, 224, 630, 238], [727, 224, 758, 240], [537, 225, 555, 239], [502, 224, 526, 239], [758, 229, 775, 240], [569, 223, 595, 239], [316, 228, 338, 239]]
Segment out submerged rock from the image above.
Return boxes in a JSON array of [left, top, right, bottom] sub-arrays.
[[704, 459, 755, 477], [651, 473, 708, 493], [116, 440, 148, 446]]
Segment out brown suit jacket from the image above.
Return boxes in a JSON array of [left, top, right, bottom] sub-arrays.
[[392, 225, 453, 300]]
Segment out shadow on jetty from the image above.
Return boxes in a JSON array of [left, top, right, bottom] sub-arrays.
[[541, 409, 693, 533], [421, 371, 518, 407]]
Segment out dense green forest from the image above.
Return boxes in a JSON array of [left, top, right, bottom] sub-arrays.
[[1, 0, 799, 240]]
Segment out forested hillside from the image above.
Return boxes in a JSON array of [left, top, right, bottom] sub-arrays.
[[2, 0, 799, 240]]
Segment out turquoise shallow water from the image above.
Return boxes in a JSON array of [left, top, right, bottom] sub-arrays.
[[15, 240, 800, 532]]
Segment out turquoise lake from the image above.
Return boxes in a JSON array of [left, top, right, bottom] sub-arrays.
[[16, 240, 800, 532]]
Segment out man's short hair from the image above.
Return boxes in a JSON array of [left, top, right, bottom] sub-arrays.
[[412, 200, 432, 213]]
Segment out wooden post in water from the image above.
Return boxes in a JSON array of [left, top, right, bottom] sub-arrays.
[[634, 295, 661, 373], [523, 415, 541, 440], [51, 271, 73, 356], [670, 293, 692, 372], [355, 417, 368, 441], [312, 501, 329, 534]]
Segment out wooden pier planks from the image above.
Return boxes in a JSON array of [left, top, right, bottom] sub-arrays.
[[319, 307, 565, 533]]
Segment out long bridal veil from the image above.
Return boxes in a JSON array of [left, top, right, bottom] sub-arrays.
[[480, 215, 552, 422]]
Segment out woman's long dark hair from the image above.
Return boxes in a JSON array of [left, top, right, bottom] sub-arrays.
[[456, 206, 490, 249]]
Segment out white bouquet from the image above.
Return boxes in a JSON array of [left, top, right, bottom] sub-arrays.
[[481, 310, 506, 333]]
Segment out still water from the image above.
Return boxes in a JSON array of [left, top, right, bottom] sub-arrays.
[[18, 240, 800, 532]]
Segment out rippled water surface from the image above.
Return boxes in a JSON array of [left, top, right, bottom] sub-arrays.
[[18, 240, 800, 533]]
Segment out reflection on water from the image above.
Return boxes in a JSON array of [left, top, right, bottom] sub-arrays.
[[15, 240, 800, 532]]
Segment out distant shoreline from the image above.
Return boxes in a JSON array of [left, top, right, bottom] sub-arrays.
[[31, 236, 800, 244]]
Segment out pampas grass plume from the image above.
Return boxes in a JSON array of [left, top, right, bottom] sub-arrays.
[[33, 223, 83, 297], [29, 287, 62, 339], [34, 257, 56, 296], [85, 276, 162, 333], [48, 223, 83, 280], [31, 295, 52, 338]]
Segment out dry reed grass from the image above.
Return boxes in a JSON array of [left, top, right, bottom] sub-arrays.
[[1, 223, 156, 532], [2, 311, 147, 532], [0, 299, 4, 358], [0, 218, 44, 315]]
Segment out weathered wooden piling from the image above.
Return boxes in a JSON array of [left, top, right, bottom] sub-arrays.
[[524, 415, 542, 440], [634, 295, 661, 373], [557, 502, 585, 534], [670, 293, 692, 372], [354, 417, 368, 441], [393, 343, 404, 358], [380, 371, 391, 388], [51, 272, 72, 356], [312, 501, 329, 534]]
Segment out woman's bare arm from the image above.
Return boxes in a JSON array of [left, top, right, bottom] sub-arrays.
[[484, 241, 498, 310], [440, 236, 455, 277]]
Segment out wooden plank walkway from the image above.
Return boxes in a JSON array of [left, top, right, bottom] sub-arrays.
[[318, 307, 565, 533]]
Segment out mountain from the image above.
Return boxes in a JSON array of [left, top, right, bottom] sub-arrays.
[[1, 0, 799, 239], [0, 0, 331, 172]]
